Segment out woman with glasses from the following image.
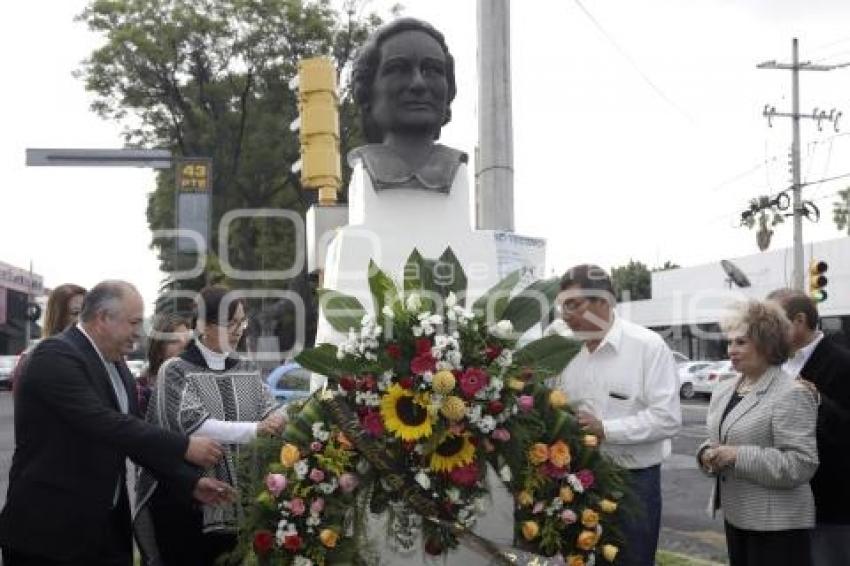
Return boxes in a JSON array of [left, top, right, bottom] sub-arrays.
[[134, 285, 285, 566]]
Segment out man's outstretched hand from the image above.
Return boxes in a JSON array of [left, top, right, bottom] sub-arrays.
[[193, 477, 237, 505], [185, 436, 223, 468]]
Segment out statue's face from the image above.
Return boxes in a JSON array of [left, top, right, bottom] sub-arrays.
[[371, 29, 448, 139]]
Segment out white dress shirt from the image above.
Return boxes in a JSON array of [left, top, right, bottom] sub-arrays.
[[551, 315, 682, 469], [191, 338, 259, 443], [783, 331, 824, 379]]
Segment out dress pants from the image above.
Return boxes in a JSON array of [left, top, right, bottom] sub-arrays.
[[616, 464, 662, 566], [724, 521, 811, 566]]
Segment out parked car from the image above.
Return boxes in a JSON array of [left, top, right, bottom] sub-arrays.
[[266, 362, 312, 403], [691, 360, 740, 396], [0, 355, 19, 390], [676, 360, 714, 399]]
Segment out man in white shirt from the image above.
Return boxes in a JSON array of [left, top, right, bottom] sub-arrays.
[[552, 264, 681, 566], [769, 289, 850, 566]]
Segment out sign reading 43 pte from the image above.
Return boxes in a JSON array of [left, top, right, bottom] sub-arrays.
[[177, 159, 212, 193]]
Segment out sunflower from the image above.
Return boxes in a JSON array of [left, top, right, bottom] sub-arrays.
[[430, 434, 476, 473], [381, 384, 432, 441]]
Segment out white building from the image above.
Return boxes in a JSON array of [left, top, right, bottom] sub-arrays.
[[616, 236, 850, 360]]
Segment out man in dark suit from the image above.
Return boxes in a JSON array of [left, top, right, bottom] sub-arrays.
[[770, 289, 850, 566], [0, 281, 234, 566]]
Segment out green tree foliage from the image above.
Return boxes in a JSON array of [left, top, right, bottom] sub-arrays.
[[610, 259, 679, 302], [76, 0, 383, 294], [834, 187, 850, 235], [76, 0, 386, 349]]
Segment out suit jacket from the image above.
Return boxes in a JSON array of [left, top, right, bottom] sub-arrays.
[[800, 337, 850, 524], [0, 326, 200, 561], [700, 366, 818, 531]]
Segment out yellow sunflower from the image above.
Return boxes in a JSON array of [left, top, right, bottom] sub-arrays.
[[430, 434, 476, 473], [381, 384, 432, 441]]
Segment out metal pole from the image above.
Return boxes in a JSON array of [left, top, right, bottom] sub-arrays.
[[476, 0, 514, 231], [791, 38, 804, 291]]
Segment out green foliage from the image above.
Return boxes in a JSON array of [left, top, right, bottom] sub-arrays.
[[367, 260, 401, 326], [513, 335, 582, 376], [834, 187, 850, 235], [610, 260, 651, 302], [317, 289, 366, 333], [500, 277, 561, 334], [76, 0, 384, 300], [472, 269, 521, 321]]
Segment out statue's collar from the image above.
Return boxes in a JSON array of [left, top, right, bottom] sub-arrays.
[[348, 144, 468, 194]]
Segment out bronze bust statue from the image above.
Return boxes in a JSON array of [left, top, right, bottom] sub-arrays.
[[350, 18, 467, 193]]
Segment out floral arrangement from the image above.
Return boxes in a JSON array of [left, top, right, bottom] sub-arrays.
[[239, 249, 626, 565]]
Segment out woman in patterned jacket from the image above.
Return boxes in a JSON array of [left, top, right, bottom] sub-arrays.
[[134, 286, 286, 566], [698, 299, 818, 566]]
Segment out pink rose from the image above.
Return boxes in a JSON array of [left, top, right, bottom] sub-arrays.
[[561, 509, 577, 524], [491, 428, 511, 442], [448, 463, 480, 487], [361, 411, 384, 437], [458, 368, 490, 398], [532, 502, 544, 514], [265, 473, 287, 497], [289, 497, 306, 516], [339, 472, 360, 494], [311, 441, 323, 452], [543, 462, 568, 479], [309, 468, 325, 483], [518, 395, 534, 412], [310, 497, 325, 515], [576, 469, 595, 489]]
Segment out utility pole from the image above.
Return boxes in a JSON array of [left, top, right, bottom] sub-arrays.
[[476, 0, 514, 231], [757, 38, 844, 290]]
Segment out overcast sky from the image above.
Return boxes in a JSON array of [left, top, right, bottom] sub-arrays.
[[3, 0, 850, 310]]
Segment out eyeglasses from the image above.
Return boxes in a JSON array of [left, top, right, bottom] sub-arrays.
[[211, 318, 249, 333], [556, 297, 590, 315]]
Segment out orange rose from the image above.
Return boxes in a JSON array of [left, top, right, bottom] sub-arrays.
[[602, 544, 619, 562], [280, 443, 300, 468], [583, 434, 599, 448], [516, 490, 534, 507], [600, 499, 618, 513], [319, 528, 339, 548], [528, 443, 549, 465], [549, 390, 569, 409], [581, 508, 600, 528], [549, 440, 571, 468], [559, 486, 575, 503], [576, 530, 599, 551], [521, 521, 539, 540], [567, 556, 586, 566]]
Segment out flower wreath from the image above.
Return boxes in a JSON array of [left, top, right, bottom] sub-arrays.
[[239, 249, 627, 566]]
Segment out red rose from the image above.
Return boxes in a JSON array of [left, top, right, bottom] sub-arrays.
[[253, 530, 275, 555], [361, 411, 384, 437], [283, 533, 302, 552], [458, 368, 490, 398], [399, 376, 414, 389], [484, 344, 503, 361], [339, 374, 356, 392], [487, 400, 505, 415], [385, 343, 402, 359], [448, 463, 480, 487], [415, 338, 432, 355], [410, 353, 436, 375]]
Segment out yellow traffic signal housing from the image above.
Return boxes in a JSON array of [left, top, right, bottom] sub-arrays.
[[809, 260, 828, 303], [295, 57, 341, 205]]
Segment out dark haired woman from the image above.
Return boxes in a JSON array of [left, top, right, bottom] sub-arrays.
[[135, 313, 191, 416], [134, 286, 285, 566]]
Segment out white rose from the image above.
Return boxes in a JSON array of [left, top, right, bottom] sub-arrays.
[[491, 320, 514, 338], [406, 292, 421, 311]]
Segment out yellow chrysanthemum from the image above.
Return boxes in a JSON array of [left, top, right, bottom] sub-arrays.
[[430, 434, 476, 473], [440, 395, 467, 421], [432, 370, 457, 394], [381, 384, 432, 441]]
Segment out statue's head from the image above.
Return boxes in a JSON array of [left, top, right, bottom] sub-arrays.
[[353, 18, 457, 144]]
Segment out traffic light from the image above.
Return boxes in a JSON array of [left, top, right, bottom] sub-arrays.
[[292, 57, 341, 206], [809, 260, 828, 303]]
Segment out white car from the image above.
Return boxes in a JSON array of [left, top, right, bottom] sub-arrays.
[[0, 355, 19, 390], [691, 360, 740, 396], [677, 360, 714, 399]]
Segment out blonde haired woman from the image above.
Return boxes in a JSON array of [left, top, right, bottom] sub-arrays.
[[698, 300, 818, 565]]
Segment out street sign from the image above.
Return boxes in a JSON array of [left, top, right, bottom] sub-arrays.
[[26, 148, 172, 168], [176, 158, 213, 252], [176, 159, 212, 193]]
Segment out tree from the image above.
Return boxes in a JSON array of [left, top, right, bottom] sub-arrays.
[[834, 187, 850, 235], [610, 260, 651, 302], [76, 0, 386, 348]]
